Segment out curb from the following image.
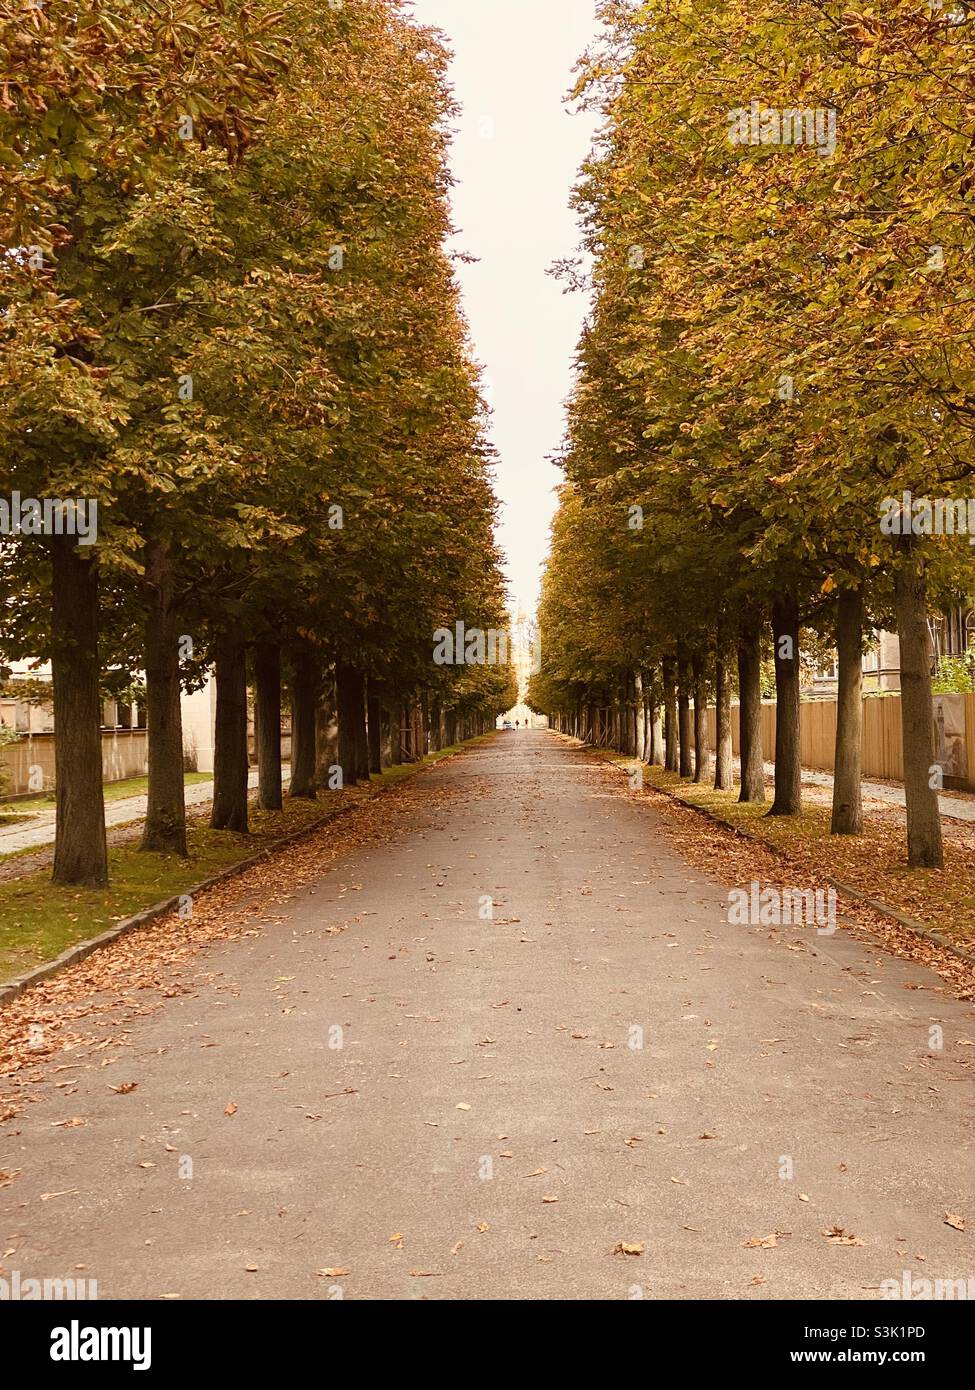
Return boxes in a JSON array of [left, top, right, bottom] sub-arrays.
[[592, 745, 975, 972], [0, 741, 475, 1010]]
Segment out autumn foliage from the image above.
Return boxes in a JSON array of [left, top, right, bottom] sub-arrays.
[[531, 0, 975, 869], [0, 1, 515, 884]]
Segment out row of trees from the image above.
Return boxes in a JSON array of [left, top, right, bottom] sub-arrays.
[[0, 1, 514, 886], [530, 0, 975, 869]]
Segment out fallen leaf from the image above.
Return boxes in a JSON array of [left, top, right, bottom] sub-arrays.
[[224, 1102, 238, 1117], [744, 1232, 783, 1249], [822, 1227, 864, 1246], [613, 1241, 644, 1256], [944, 1211, 965, 1232]]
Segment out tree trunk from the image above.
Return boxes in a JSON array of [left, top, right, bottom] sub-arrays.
[[316, 673, 340, 788], [663, 659, 679, 772], [768, 590, 802, 816], [355, 672, 371, 779], [714, 648, 734, 792], [894, 542, 944, 868], [737, 615, 765, 803], [289, 647, 318, 799], [651, 703, 664, 765], [380, 704, 393, 764], [629, 674, 639, 756], [336, 662, 361, 785], [367, 683, 383, 774], [254, 640, 283, 811], [389, 701, 403, 765], [141, 539, 187, 854], [692, 652, 709, 783], [429, 699, 444, 753], [415, 700, 427, 762], [634, 671, 647, 762], [649, 669, 664, 765], [831, 587, 863, 835], [210, 634, 249, 832], [677, 648, 692, 778], [50, 536, 108, 886]]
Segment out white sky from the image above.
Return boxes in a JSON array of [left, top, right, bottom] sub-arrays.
[[406, 0, 600, 617]]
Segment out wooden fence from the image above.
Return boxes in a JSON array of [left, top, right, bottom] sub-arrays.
[[707, 693, 975, 791]]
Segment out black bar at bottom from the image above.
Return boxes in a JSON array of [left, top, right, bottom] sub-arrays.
[[6, 1297, 960, 1375]]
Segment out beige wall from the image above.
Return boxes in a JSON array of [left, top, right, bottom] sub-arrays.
[[0, 730, 149, 798]]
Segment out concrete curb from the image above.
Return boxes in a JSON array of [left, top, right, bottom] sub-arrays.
[[0, 742, 474, 1010], [592, 745, 975, 972]]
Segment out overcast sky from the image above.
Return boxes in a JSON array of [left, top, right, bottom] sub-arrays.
[[407, 0, 600, 617]]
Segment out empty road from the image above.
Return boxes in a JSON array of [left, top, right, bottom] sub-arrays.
[[3, 731, 973, 1300]]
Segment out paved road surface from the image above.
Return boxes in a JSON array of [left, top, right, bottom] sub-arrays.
[[3, 731, 973, 1299]]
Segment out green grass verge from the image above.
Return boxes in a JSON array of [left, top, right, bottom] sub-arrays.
[[0, 743, 476, 985]]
